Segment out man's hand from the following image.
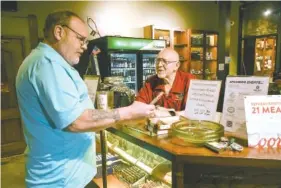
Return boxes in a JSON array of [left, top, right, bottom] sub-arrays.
[[154, 106, 176, 117], [127, 101, 156, 119]]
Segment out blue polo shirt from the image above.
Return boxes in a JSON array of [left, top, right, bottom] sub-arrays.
[[16, 42, 96, 188]]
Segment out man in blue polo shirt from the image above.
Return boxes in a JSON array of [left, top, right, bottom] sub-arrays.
[[16, 10, 155, 188]]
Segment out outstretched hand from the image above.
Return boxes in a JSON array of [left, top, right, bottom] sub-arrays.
[[129, 101, 156, 119], [154, 106, 175, 117]]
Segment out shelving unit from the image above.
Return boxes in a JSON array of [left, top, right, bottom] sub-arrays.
[[254, 35, 277, 79], [143, 26, 219, 78], [144, 25, 172, 47], [144, 25, 190, 73], [173, 29, 190, 73], [189, 30, 218, 80]]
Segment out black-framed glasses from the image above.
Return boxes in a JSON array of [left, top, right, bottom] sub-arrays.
[[62, 25, 89, 46], [155, 58, 178, 66]]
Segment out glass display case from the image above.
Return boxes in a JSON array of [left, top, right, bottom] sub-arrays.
[[254, 35, 277, 78], [96, 126, 281, 188], [96, 131, 172, 188]]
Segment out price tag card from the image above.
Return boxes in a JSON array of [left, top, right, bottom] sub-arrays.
[[185, 80, 221, 121], [220, 76, 269, 132], [244, 95, 281, 148]]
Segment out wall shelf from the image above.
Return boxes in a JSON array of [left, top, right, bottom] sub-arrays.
[[174, 44, 188, 48], [143, 26, 219, 79], [189, 30, 218, 80]]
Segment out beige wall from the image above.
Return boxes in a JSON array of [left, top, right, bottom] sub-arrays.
[[1, 16, 31, 54], [2, 1, 240, 74], [229, 1, 240, 75], [2, 1, 219, 39]]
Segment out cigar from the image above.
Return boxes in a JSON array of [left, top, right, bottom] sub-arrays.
[[149, 91, 164, 105]]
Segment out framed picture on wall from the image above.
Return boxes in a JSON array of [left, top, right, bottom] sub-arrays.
[[83, 75, 100, 106]]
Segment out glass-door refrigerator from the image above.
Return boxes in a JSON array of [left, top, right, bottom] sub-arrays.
[[110, 53, 137, 91], [86, 36, 166, 93], [141, 54, 157, 84]]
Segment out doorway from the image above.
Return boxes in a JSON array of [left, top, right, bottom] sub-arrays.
[[1, 36, 26, 157], [241, 37, 255, 75]]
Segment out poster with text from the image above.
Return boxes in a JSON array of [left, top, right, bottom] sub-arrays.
[[220, 76, 269, 132], [244, 95, 281, 148], [185, 80, 221, 121], [84, 75, 100, 107]]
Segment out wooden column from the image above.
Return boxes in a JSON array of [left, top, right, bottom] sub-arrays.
[[276, 10, 281, 72], [217, 1, 231, 112], [172, 161, 184, 188], [217, 1, 231, 81], [28, 14, 38, 49]]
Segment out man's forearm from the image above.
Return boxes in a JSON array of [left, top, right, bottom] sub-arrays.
[[66, 107, 131, 132], [65, 109, 119, 132], [91, 109, 121, 122], [65, 101, 154, 132]]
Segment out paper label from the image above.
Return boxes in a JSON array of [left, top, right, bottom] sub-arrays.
[[220, 76, 269, 132], [185, 80, 221, 121], [97, 93, 108, 110], [244, 95, 281, 148]]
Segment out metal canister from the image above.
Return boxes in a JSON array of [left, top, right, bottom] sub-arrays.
[[96, 91, 114, 110]]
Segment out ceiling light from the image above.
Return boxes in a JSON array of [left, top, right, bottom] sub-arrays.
[[263, 9, 272, 16]]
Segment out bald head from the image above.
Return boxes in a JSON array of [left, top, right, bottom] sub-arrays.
[[157, 48, 179, 62], [155, 48, 180, 81]]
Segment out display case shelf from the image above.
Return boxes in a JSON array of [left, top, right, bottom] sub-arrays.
[[102, 130, 172, 187]]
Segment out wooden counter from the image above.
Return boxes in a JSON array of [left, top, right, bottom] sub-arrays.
[[106, 120, 281, 188]]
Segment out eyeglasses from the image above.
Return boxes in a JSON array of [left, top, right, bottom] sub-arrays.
[[155, 58, 178, 66], [62, 25, 89, 46]]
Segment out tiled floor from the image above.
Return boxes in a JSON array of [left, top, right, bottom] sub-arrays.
[[1, 155, 101, 188], [1, 154, 26, 188]]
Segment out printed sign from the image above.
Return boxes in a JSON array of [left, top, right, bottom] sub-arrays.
[[107, 37, 166, 51], [220, 76, 269, 132], [185, 80, 221, 121], [244, 95, 281, 148], [83, 75, 100, 106]]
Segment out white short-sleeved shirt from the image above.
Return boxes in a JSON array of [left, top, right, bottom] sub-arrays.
[[16, 42, 96, 188]]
